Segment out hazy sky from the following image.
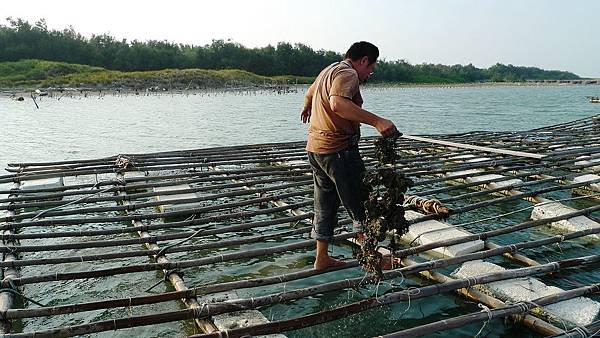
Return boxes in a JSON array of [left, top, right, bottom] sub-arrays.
[[3, 0, 599, 77]]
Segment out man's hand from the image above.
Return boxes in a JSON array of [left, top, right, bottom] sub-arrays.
[[375, 118, 398, 137], [300, 106, 311, 123]]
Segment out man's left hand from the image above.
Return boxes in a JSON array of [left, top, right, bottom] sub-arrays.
[[300, 107, 311, 123]]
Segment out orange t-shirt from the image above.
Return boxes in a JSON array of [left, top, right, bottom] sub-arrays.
[[305, 60, 363, 154]]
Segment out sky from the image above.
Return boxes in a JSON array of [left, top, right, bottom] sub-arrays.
[[2, 0, 599, 77]]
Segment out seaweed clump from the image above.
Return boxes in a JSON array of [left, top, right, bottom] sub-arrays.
[[354, 133, 413, 280]]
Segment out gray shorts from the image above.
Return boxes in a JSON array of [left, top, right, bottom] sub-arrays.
[[307, 146, 366, 243]]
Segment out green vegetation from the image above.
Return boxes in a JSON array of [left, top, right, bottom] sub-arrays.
[[0, 59, 311, 89], [0, 17, 580, 88]]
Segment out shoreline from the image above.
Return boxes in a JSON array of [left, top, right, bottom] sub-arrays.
[[1, 81, 599, 99]]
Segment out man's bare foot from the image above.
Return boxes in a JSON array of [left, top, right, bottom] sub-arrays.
[[314, 256, 346, 270], [357, 232, 365, 245], [380, 255, 401, 270]]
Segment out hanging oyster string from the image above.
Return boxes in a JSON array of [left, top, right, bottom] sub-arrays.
[[354, 132, 413, 280]]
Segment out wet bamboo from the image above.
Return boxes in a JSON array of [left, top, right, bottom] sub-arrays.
[[0, 162, 592, 250], [6, 139, 311, 168], [401, 135, 545, 159], [0, 201, 313, 241], [1, 185, 314, 224], [0, 213, 312, 253], [10, 146, 596, 208], [0, 156, 314, 184], [395, 204, 600, 258], [0, 168, 312, 204], [115, 172, 217, 334], [0, 182, 21, 333], [450, 177, 600, 214], [2, 133, 596, 198], [437, 175, 561, 203], [548, 320, 600, 338], [0, 164, 304, 195], [435, 166, 600, 204], [545, 146, 600, 161], [530, 115, 597, 131], [1, 190, 312, 231], [5, 221, 600, 319], [2, 176, 314, 210], [188, 255, 600, 338], [386, 283, 600, 338], [1, 151, 312, 181], [11, 125, 592, 178], [2, 262, 359, 320], [3, 147, 317, 175], [2, 164, 595, 243], [6, 224, 600, 319], [6, 114, 596, 171], [3, 232, 357, 287], [415, 154, 597, 190], [4, 145, 314, 173], [6, 156, 549, 221]]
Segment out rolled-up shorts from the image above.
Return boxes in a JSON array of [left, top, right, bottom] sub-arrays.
[[307, 146, 366, 243]]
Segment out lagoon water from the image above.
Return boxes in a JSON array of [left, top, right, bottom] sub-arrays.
[[1, 85, 599, 337], [1, 85, 599, 169]]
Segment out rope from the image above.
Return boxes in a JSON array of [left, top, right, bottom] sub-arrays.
[[154, 215, 203, 258], [571, 326, 591, 338], [145, 269, 184, 293], [474, 303, 493, 338], [403, 195, 451, 218], [114, 155, 135, 173], [0, 278, 45, 307], [408, 193, 600, 246], [30, 184, 118, 221]]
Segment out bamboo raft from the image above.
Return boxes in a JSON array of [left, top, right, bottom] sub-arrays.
[[0, 115, 599, 337]]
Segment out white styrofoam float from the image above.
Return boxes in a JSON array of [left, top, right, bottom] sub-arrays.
[[153, 184, 200, 213], [531, 202, 600, 240], [19, 177, 65, 199], [571, 174, 600, 199], [401, 210, 484, 258], [201, 291, 286, 338], [452, 260, 600, 328]]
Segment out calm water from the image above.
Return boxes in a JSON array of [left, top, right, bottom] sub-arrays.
[[1, 85, 599, 169], [1, 85, 599, 337]]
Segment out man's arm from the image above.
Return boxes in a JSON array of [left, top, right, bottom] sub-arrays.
[[329, 96, 397, 137], [300, 82, 316, 123]]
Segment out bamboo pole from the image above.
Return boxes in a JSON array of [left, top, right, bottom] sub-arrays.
[[0, 182, 21, 333], [384, 283, 600, 337], [115, 171, 218, 334], [0, 213, 312, 253], [1, 189, 313, 226], [395, 204, 600, 258], [548, 320, 600, 338], [0, 168, 310, 203], [2, 232, 356, 287], [401, 134, 545, 159], [187, 255, 600, 338], [4, 223, 600, 320], [0, 201, 313, 241], [4, 180, 313, 221], [7, 125, 598, 182], [2, 165, 597, 249], [2, 155, 592, 225], [0, 165, 305, 196], [2, 176, 313, 210]]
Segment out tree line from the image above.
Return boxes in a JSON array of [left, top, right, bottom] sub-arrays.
[[0, 17, 580, 82]]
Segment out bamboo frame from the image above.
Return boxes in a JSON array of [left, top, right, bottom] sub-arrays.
[[0, 114, 598, 337]]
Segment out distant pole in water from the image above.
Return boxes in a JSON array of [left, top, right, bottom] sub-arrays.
[[30, 93, 39, 109]]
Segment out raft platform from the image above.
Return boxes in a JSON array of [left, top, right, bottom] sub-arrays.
[[0, 114, 599, 337]]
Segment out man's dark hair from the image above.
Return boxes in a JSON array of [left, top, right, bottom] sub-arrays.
[[345, 41, 379, 65]]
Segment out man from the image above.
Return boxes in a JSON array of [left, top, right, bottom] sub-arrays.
[[300, 41, 398, 270]]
